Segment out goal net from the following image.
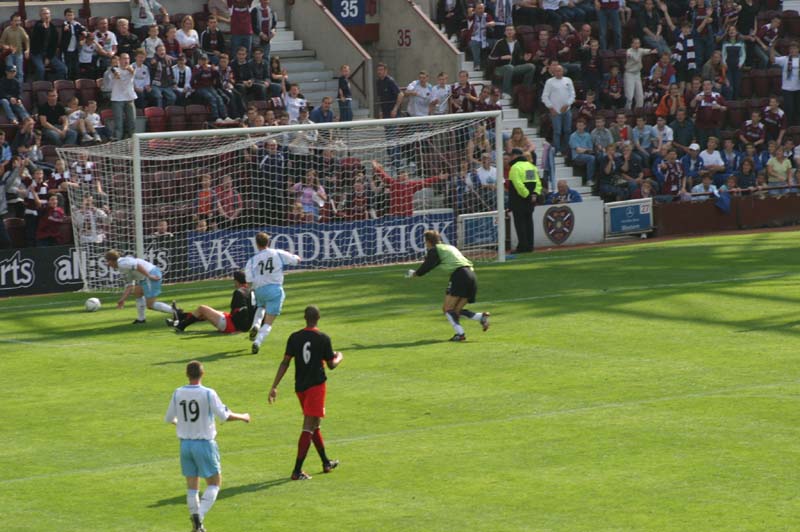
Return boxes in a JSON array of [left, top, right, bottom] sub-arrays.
[[58, 111, 504, 291]]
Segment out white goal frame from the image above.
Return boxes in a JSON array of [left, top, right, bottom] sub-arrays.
[[129, 111, 505, 264]]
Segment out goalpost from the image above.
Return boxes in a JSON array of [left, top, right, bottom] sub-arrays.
[[59, 111, 504, 291]]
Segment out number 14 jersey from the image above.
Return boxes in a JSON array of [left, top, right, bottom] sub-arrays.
[[165, 384, 230, 440], [286, 328, 335, 392], [245, 248, 300, 289]]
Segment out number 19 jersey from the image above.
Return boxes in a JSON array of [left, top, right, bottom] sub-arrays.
[[165, 384, 230, 440], [286, 328, 335, 392], [245, 248, 300, 289]]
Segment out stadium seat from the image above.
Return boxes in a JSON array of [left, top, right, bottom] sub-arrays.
[[749, 97, 769, 116], [740, 71, 754, 99], [56, 219, 73, 245], [144, 106, 167, 132], [76, 78, 99, 105], [55, 80, 77, 106], [185, 104, 210, 130], [726, 100, 747, 130], [787, 126, 800, 145], [166, 105, 187, 131], [4, 217, 25, 248], [751, 69, 771, 97], [781, 11, 800, 36], [42, 145, 59, 166], [33, 80, 53, 107], [170, 13, 189, 26], [768, 68, 783, 95]]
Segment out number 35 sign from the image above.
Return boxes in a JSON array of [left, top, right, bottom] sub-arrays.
[[335, 0, 366, 25]]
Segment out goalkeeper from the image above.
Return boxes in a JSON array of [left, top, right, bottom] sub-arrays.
[[169, 271, 255, 334], [406, 230, 490, 342]]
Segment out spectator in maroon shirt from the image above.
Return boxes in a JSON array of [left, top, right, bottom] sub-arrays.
[[691, 80, 727, 149], [753, 16, 780, 69], [547, 23, 579, 77], [192, 54, 227, 122], [228, 0, 254, 58], [340, 177, 371, 220], [35, 194, 65, 246], [763, 97, 787, 145], [370, 160, 447, 217], [738, 110, 765, 151]]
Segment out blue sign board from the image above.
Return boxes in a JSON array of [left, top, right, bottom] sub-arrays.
[[334, 0, 366, 25], [607, 199, 653, 235], [187, 213, 455, 276]]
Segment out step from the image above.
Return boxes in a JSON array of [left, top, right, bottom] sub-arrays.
[[295, 79, 340, 92], [277, 21, 286, 29], [574, 186, 592, 194], [282, 59, 327, 72], [555, 166, 576, 179], [288, 70, 335, 83], [503, 118, 528, 129], [271, 40, 304, 52], [581, 195, 602, 201], [501, 108, 519, 120], [272, 30, 295, 42], [271, 49, 315, 59]]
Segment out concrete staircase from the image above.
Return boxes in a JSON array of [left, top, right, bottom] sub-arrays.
[[271, 21, 370, 119], [459, 56, 600, 202]]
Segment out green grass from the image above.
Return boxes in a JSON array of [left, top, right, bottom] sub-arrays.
[[3, 230, 800, 531]]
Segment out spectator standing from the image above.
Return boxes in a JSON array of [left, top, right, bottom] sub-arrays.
[[0, 14, 28, 83], [130, 0, 169, 40], [39, 90, 78, 146], [208, 0, 232, 33], [30, 8, 67, 81], [201, 16, 227, 66], [283, 83, 307, 123], [637, 0, 671, 55], [624, 38, 656, 110], [569, 118, 596, 185], [579, 38, 604, 94], [94, 18, 119, 73], [692, 79, 726, 149], [437, 0, 467, 40], [338, 64, 353, 121], [228, 0, 254, 58], [115, 19, 141, 59], [720, 26, 745, 100], [595, 0, 621, 51], [252, 0, 277, 61], [22, 167, 47, 246], [0, 65, 28, 125], [507, 149, 542, 253], [404, 71, 434, 118], [376, 62, 402, 119], [79, 33, 100, 78], [672, 21, 698, 88], [541, 65, 575, 157], [35, 195, 65, 246], [148, 45, 177, 108], [370, 160, 446, 217], [770, 42, 800, 128], [702, 50, 730, 99], [61, 9, 86, 80], [489, 26, 535, 97], [257, 138, 286, 223], [753, 15, 780, 69], [110, 53, 137, 141], [467, 3, 495, 71]]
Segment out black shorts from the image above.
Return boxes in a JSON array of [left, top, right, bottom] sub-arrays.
[[446, 267, 477, 303]]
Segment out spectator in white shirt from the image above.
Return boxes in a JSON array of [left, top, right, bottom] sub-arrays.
[[653, 116, 673, 150], [93, 17, 118, 72], [171, 54, 193, 104], [430, 72, 451, 115], [770, 42, 800, 128], [690, 172, 718, 200], [404, 71, 434, 117], [132, 49, 152, 108], [143, 23, 164, 59], [176, 15, 200, 64], [541, 64, 576, 157], [109, 52, 137, 140], [698, 136, 725, 183], [283, 83, 307, 123]]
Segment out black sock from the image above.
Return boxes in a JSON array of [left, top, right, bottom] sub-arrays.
[[460, 309, 475, 318], [178, 313, 199, 330]]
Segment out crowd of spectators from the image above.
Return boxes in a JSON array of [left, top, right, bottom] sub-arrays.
[[439, 0, 800, 202]]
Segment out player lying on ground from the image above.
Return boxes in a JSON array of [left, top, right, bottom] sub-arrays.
[[245, 232, 302, 354], [269, 305, 343, 480], [105, 249, 174, 324], [169, 271, 255, 334], [406, 229, 490, 341], [165, 360, 250, 532]]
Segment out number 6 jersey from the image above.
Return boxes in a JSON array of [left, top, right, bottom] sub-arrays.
[[285, 328, 335, 392], [244, 248, 300, 289], [165, 384, 230, 440]]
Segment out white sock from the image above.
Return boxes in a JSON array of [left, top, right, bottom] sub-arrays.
[[251, 307, 266, 330], [254, 323, 272, 347], [152, 301, 172, 314], [445, 312, 465, 335], [187, 489, 200, 515], [199, 485, 220, 519], [470, 312, 483, 321], [135, 297, 146, 321]]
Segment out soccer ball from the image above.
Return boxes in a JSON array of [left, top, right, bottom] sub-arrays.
[[85, 298, 101, 312]]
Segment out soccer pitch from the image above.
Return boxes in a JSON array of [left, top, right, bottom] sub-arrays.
[[3, 230, 800, 532]]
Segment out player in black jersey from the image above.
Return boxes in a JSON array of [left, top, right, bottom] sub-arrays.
[[269, 305, 343, 480], [169, 271, 255, 334]]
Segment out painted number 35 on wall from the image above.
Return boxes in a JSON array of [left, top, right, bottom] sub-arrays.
[[397, 29, 412, 47]]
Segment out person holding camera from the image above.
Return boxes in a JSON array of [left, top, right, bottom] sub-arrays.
[[109, 53, 137, 140]]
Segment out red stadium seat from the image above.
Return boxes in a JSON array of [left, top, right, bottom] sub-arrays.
[[165, 105, 187, 131], [144, 106, 167, 132], [32, 80, 53, 107], [41, 145, 59, 166], [54, 79, 77, 106], [185, 104, 210, 130], [740, 71, 754, 99], [76, 78, 99, 105], [726, 100, 747, 130], [751, 69, 771, 98]]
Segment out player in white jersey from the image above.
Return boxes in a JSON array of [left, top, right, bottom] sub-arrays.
[[105, 249, 174, 324], [244, 232, 301, 354], [165, 361, 250, 532]]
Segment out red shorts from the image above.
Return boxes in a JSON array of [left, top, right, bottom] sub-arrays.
[[221, 312, 237, 334], [296, 382, 326, 418]]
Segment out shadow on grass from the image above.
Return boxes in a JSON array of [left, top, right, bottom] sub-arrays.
[[340, 338, 449, 351], [734, 319, 800, 333], [152, 350, 251, 365], [149, 478, 291, 507]]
